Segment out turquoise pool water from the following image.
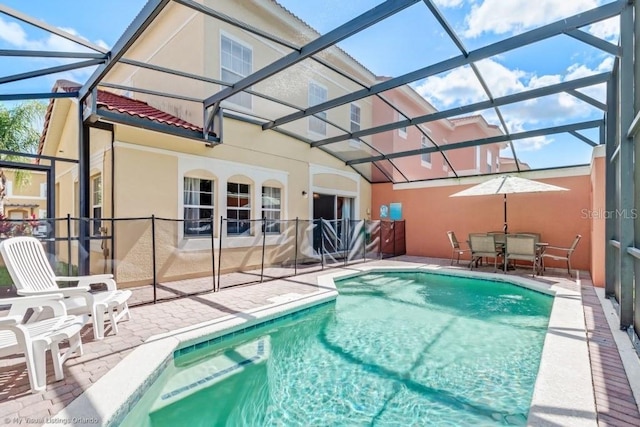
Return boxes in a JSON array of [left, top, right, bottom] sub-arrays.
[[122, 271, 553, 426]]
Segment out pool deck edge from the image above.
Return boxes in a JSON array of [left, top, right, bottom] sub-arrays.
[[527, 281, 597, 426], [45, 286, 338, 427]]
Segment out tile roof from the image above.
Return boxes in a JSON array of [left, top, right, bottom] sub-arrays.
[[58, 80, 201, 132], [38, 80, 206, 158]]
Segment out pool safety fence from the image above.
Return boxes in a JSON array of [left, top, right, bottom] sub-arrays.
[[0, 216, 405, 305]]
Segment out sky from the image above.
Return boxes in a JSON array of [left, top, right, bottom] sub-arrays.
[[0, 0, 621, 171]]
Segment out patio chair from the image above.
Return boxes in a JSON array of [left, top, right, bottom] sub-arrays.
[[0, 294, 86, 393], [541, 234, 582, 277], [0, 236, 132, 340], [447, 231, 470, 265], [504, 235, 540, 276], [487, 231, 507, 245], [469, 234, 501, 272]]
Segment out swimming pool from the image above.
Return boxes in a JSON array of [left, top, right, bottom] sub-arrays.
[[121, 271, 553, 426]]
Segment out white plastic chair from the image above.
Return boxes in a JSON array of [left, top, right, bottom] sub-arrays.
[[0, 236, 132, 340], [0, 294, 86, 393]]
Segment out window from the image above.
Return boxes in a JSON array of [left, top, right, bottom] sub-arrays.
[[40, 183, 46, 198], [398, 126, 407, 138], [262, 186, 281, 234], [421, 136, 432, 165], [487, 151, 492, 173], [397, 112, 407, 138], [349, 104, 361, 147], [221, 35, 252, 109], [184, 177, 214, 236], [91, 175, 102, 236], [308, 82, 327, 135], [227, 182, 251, 236]]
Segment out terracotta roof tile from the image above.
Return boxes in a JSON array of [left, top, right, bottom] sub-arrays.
[[56, 80, 201, 132], [38, 80, 207, 159]]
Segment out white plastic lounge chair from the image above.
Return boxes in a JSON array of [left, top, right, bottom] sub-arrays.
[[447, 231, 470, 265], [0, 294, 86, 393], [0, 236, 132, 340], [504, 235, 540, 276]]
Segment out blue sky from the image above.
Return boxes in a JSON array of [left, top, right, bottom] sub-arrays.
[[0, 0, 620, 171]]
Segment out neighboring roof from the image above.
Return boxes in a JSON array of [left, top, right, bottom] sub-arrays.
[[450, 115, 500, 130], [38, 80, 205, 156]]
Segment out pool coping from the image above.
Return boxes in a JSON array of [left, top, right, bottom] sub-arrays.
[[46, 283, 339, 427], [48, 266, 595, 427]]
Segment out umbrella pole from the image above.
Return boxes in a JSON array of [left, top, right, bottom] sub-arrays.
[[503, 194, 507, 233]]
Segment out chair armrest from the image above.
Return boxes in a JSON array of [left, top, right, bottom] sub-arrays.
[[2, 294, 68, 317], [0, 315, 21, 327], [545, 245, 569, 251], [56, 274, 117, 290], [17, 287, 91, 297]]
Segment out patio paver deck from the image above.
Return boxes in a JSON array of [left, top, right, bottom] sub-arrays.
[[0, 257, 638, 426]]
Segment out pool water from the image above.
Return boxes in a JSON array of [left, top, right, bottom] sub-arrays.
[[122, 271, 553, 426]]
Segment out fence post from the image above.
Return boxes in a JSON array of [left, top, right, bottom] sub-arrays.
[[393, 221, 397, 256], [151, 215, 157, 304], [66, 214, 72, 275], [379, 221, 383, 260], [261, 217, 266, 283], [344, 220, 349, 266], [210, 216, 216, 292], [362, 219, 366, 263], [320, 218, 325, 270], [294, 217, 299, 276], [217, 216, 223, 292]]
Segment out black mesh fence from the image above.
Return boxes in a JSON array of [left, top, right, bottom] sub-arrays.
[[0, 216, 405, 304]]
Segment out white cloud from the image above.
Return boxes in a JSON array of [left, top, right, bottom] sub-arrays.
[[415, 59, 528, 107], [587, 17, 619, 41], [433, 0, 465, 8], [415, 57, 608, 152], [463, 0, 600, 38], [0, 17, 33, 48], [0, 17, 107, 53]]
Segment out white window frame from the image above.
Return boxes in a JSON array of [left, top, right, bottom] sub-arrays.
[[261, 186, 282, 235], [487, 151, 492, 173], [420, 136, 432, 168], [308, 81, 328, 136], [220, 33, 253, 110], [349, 103, 361, 148], [226, 182, 252, 236], [91, 174, 102, 236], [398, 112, 407, 139], [183, 177, 214, 237], [476, 146, 481, 171]]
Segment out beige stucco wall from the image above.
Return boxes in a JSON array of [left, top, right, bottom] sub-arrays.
[[101, 115, 370, 286]]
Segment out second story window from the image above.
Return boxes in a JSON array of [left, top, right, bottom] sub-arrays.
[[221, 35, 252, 109], [421, 136, 432, 166], [91, 175, 102, 236], [308, 82, 327, 135], [184, 177, 214, 236], [350, 104, 361, 147], [227, 182, 251, 236]]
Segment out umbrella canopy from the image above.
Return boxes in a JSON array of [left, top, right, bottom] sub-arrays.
[[449, 175, 569, 232]]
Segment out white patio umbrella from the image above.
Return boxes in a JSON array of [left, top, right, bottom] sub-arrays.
[[449, 175, 569, 233]]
